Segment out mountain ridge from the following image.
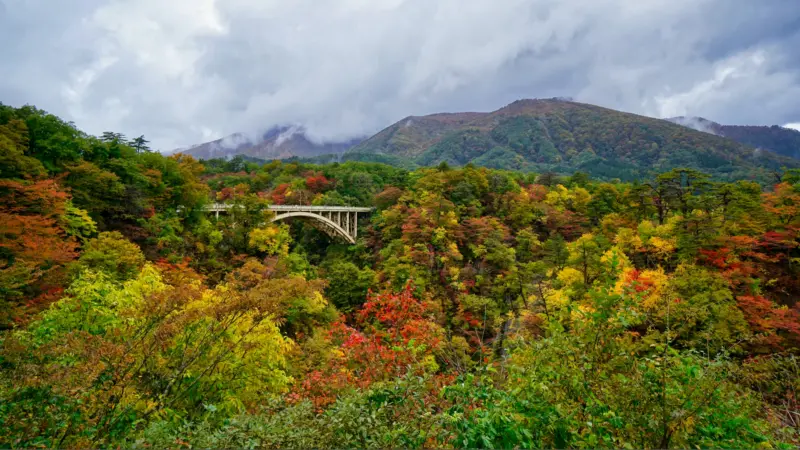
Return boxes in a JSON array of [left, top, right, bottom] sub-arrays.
[[177, 98, 800, 182], [345, 98, 799, 181]]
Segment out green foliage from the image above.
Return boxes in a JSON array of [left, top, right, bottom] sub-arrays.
[[720, 124, 800, 159], [71, 231, 146, 281], [63, 161, 126, 217], [60, 200, 97, 241], [321, 260, 376, 312], [417, 129, 494, 167], [249, 224, 292, 256], [137, 376, 445, 449], [0, 119, 46, 179], [661, 264, 750, 353], [508, 273, 776, 449]]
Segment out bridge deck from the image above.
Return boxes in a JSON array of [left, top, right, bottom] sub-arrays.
[[204, 203, 373, 213], [268, 205, 374, 212]]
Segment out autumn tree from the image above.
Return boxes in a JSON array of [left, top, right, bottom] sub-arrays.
[[0, 179, 79, 326]]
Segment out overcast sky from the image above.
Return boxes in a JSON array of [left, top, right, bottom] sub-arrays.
[[2, 0, 800, 151]]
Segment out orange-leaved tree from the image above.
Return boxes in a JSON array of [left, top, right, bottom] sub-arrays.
[[0, 179, 79, 326]]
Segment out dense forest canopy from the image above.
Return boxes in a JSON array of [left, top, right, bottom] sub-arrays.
[[1, 103, 799, 448], [720, 124, 800, 160]]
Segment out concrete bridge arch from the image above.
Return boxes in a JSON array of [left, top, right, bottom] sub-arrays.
[[204, 203, 373, 244]]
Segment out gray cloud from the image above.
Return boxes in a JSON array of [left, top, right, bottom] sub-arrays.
[[1, 0, 799, 151]]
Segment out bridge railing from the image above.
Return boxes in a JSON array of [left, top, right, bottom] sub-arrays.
[[202, 203, 373, 213]]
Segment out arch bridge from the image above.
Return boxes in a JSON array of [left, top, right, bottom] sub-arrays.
[[205, 203, 373, 244]]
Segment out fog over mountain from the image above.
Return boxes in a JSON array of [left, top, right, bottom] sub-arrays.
[[180, 126, 364, 161], [667, 116, 800, 159]]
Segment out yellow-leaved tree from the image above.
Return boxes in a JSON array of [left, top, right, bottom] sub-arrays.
[[0, 235, 326, 447]]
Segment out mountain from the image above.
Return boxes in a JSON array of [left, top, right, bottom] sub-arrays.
[[178, 126, 364, 161], [347, 98, 800, 181], [668, 116, 800, 160]]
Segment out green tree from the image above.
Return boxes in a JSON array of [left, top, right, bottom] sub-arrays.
[[129, 135, 151, 153], [322, 260, 376, 312], [70, 231, 146, 281], [0, 119, 46, 179]]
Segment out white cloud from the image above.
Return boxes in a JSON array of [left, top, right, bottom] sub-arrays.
[[653, 49, 767, 118], [651, 47, 800, 125], [1, 0, 800, 151], [785, 123, 800, 131]]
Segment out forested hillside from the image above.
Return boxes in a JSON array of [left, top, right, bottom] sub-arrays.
[[349, 99, 800, 181], [720, 125, 800, 160], [1, 103, 800, 448], [669, 116, 800, 160]]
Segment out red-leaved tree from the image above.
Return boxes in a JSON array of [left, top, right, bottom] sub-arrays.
[[295, 282, 444, 409]]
